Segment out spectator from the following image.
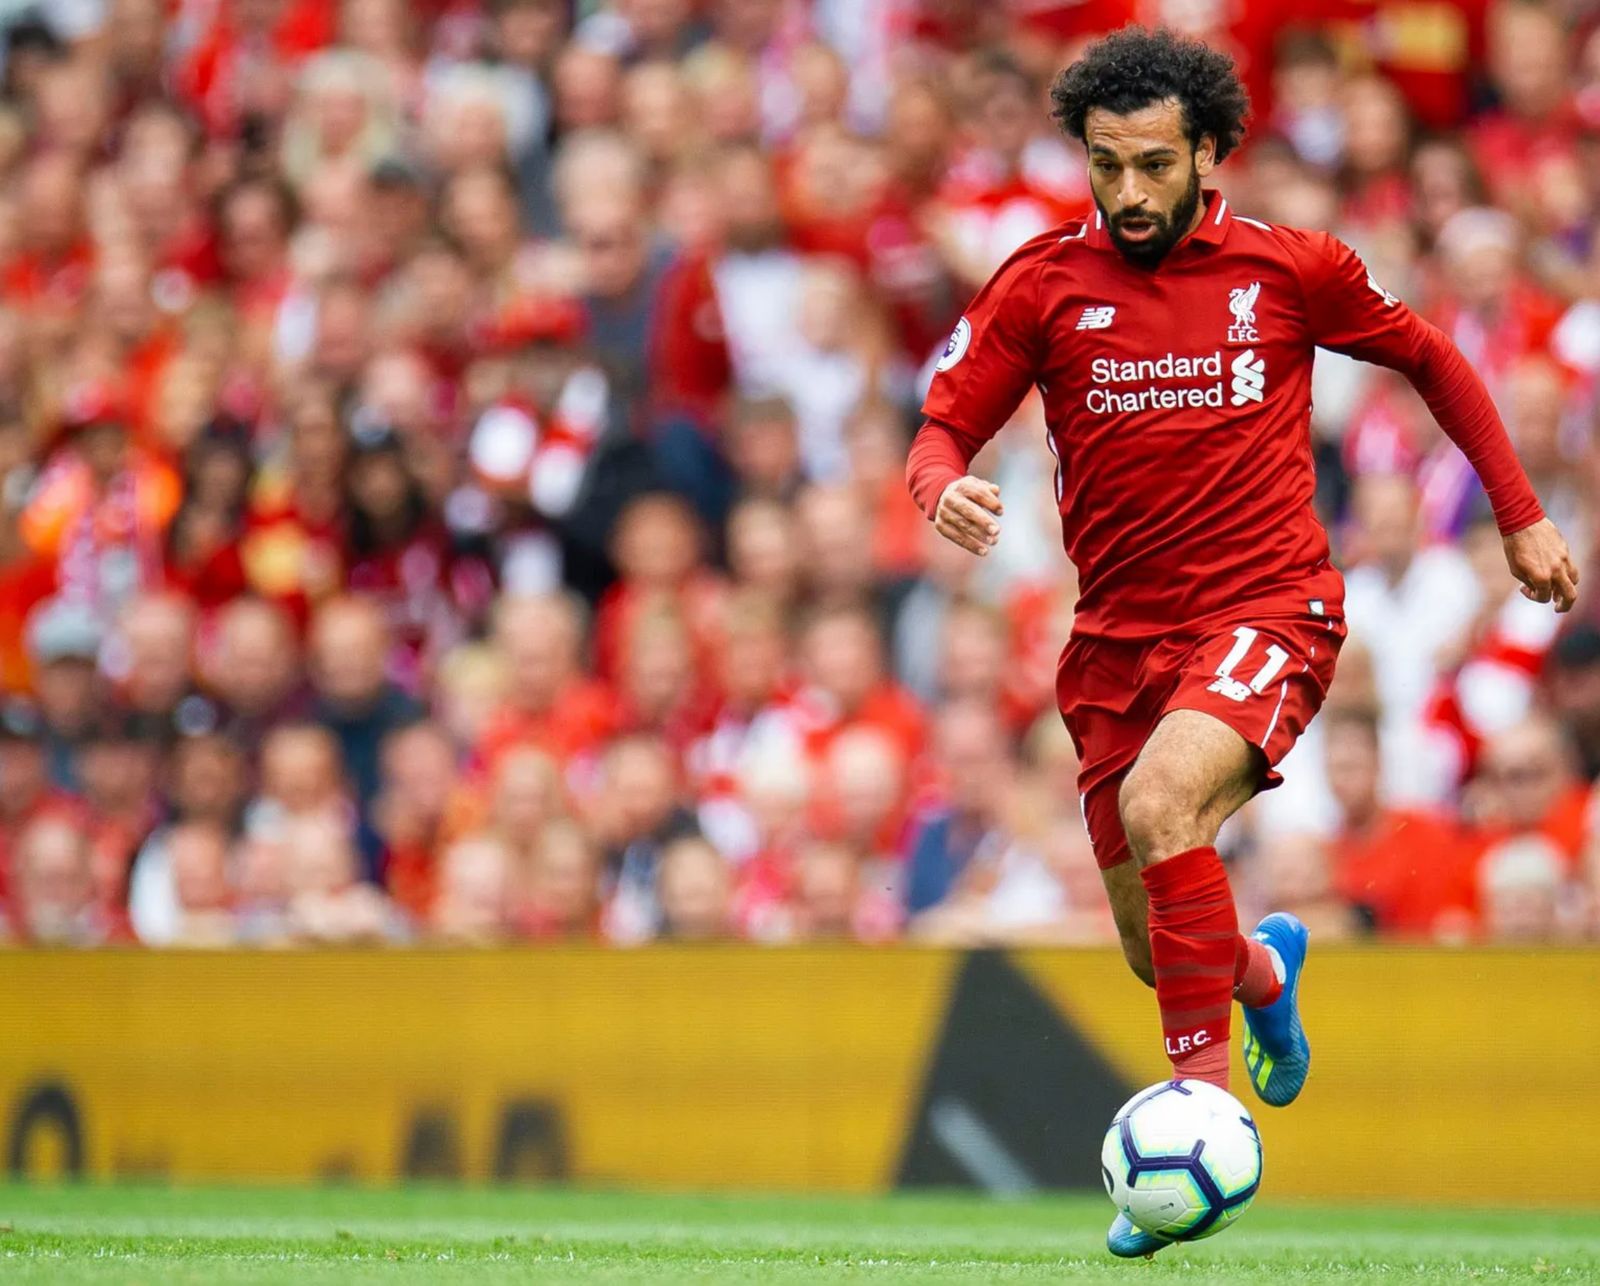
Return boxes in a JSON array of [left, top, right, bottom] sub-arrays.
[[430, 836, 517, 944], [254, 724, 366, 882], [1323, 706, 1478, 938], [614, 597, 712, 753], [592, 734, 697, 943], [0, 699, 78, 913], [1547, 625, 1600, 782], [725, 496, 802, 608], [476, 592, 617, 772], [796, 482, 906, 619], [73, 711, 164, 910], [912, 713, 1110, 946], [1469, 715, 1591, 875], [723, 396, 803, 501], [434, 643, 510, 750], [23, 597, 102, 789], [1472, 0, 1577, 213], [307, 594, 425, 809], [796, 601, 924, 764], [902, 699, 1013, 915], [131, 820, 237, 948], [1343, 473, 1481, 802], [817, 726, 908, 866], [557, 131, 670, 408], [690, 590, 802, 856], [1422, 513, 1562, 791], [373, 721, 460, 918], [517, 818, 603, 939], [202, 597, 304, 746], [892, 524, 983, 703], [343, 421, 484, 688], [1479, 835, 1570, 942], [783, 840, 899, 943], [172, 731, 247, 830], [280, 811, 407, 945], [113, 591, 198, 725], [593, 491, 719, 682], [697, 144, 803, 399], [930, 52, 1087, 288], [9, 815, 128, 947], [656, 833, 732, 941], [1243, 832, 1361, 944]]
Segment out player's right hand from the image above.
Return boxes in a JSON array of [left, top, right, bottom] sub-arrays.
[[1503, 517, 1580, 614], [934, 476, 1003, 556]]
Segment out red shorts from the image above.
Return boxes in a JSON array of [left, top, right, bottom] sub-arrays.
[[1057, 612, 1346, 870]]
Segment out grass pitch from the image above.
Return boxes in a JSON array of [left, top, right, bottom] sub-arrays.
[[0, 1183, 1594, 1284]]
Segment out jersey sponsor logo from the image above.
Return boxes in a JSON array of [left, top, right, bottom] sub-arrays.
[[1090, 352, 1222, 383], [1082, 348, 1269, 416], [1229, 349, 1265, 406], [1227, 280, 1261, 343], [1075, 305, 1116, 330], [1085, 350, 1224, 413], [1366, 271, 1398, 307], [935, 317, 971, 372]]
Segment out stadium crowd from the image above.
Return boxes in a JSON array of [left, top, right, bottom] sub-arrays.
[[3, 0, 1600, 948]]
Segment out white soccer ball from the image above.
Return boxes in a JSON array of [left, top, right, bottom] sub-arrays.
[[1100, 1079, 1263, 1241]]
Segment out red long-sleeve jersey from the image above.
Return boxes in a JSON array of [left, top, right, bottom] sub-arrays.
[[907, 191, 1543, 641]]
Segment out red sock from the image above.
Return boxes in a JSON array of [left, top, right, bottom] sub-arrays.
[[1234, 937, 1283, 1008], [1140, 846, 1239, 1091]]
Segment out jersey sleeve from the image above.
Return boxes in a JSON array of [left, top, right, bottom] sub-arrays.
[[907, 247, 1044, 519], [1287, 230, 1544, 536]]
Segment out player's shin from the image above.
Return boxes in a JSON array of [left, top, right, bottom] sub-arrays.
[[1140, 846, 1239, 1091]]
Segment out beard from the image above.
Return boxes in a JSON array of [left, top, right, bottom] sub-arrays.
[[1102, 166, 1202, 268]]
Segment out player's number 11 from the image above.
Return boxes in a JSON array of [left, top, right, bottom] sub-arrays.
[[1208, 626, 1289, 703]]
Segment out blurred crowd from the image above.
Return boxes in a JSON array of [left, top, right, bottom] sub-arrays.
[[4, 0, 1600, 948]]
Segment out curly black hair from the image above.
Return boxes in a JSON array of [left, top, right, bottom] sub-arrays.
[[1050, 27, 1252, 163]]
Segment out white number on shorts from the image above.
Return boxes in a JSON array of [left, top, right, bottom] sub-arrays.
[[1207, 626, 1289, 703]]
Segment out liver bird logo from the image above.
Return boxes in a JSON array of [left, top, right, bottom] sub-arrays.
[[1228, 281, 1261, 342]]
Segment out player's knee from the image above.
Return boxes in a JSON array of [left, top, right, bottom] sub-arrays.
[[1117, 772, 1199, 864]]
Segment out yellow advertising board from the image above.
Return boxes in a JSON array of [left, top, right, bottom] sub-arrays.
[[1, 947, 1596, 1205]]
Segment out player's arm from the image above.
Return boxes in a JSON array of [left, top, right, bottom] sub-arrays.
[[907, 248, 1044, 558], [1291, 231, 1578, 612]]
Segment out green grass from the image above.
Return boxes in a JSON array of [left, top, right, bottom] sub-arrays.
[[0, 1184, 1594, 1284]]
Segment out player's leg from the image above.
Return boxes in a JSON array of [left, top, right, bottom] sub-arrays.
[[1077, 776, 1156, 987], [1098, 856, 1152, 987], [1116, 709, 1263, 1091], [1117, 708, 1257, 863], [1125, 617, 1343, 1103], [1058, 637, 1168, 991]]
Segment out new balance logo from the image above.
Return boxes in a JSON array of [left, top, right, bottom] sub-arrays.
[[1230, 349, 1265, 406], [1076, 305, 1116, 330]]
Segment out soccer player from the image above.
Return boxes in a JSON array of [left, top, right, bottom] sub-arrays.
[[905, 28, 1579, 1258]]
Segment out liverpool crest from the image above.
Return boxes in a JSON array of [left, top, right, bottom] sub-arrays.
[[1227, 281, 1261, 344]]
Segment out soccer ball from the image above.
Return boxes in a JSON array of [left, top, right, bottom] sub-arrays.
[[1100, 1079, 1263, 1241]]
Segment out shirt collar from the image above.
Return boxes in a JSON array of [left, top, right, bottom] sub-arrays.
[[1083, 189, 1232, 256]]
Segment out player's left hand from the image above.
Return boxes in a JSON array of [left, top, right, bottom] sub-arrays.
[[1503, 518, 1580, 613]]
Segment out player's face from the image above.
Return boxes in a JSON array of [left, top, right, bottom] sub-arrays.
[[1084, 99, 1215, 266]]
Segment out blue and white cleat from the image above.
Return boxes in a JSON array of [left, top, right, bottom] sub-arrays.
[[1241, 911, 1311, 1107], [1107, 1211, 1171, 1259]]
